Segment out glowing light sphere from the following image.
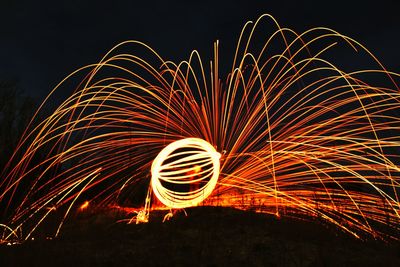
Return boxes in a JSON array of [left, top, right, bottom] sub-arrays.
[[151, 138, 221, 209]]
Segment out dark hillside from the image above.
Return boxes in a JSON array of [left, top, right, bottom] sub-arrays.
[[1, 207, 399, 266]]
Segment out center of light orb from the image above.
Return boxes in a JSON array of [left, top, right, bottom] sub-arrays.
[[151, 138, 221, 209]]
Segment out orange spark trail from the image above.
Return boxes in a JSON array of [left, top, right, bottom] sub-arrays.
[[1, 14, 400, 243]]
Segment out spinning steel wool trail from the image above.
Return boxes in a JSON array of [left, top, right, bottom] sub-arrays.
[[1, 14, 400, 243], [151, 138, 221, 209]]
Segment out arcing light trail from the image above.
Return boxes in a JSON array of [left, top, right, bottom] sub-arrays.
[[1, 14, 400, 243]]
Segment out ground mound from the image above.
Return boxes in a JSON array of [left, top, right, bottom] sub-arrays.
[[1, 207, 399, 266]]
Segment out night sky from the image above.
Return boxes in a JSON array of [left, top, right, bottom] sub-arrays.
[[0, 0, 399, 101]]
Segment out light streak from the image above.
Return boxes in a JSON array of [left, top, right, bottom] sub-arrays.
[[0, 14, 399, 242], [151, 138, 221, 209]]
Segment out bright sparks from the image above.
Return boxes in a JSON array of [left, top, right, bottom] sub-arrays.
[[1, 14, 400, 243]]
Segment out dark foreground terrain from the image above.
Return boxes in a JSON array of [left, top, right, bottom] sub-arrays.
[[1, 207, 399, 266]]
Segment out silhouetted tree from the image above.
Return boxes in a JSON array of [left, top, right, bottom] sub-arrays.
[[0, 79, 36, 171]]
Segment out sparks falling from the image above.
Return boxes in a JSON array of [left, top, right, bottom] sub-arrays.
[[1, 14, 400, 243]]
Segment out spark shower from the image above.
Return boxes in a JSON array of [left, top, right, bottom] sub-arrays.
[[1, 14, 399, 243]]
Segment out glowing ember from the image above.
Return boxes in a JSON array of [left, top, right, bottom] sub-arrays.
[[79, 201, 89, 211]]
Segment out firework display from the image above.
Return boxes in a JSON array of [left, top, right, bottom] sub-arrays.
[[1, 14, 399, 243]]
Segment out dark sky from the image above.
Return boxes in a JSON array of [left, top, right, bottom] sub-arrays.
[[0, 0, 399, 100]]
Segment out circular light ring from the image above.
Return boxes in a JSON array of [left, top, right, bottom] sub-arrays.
[[151, 138, 221, 209]]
